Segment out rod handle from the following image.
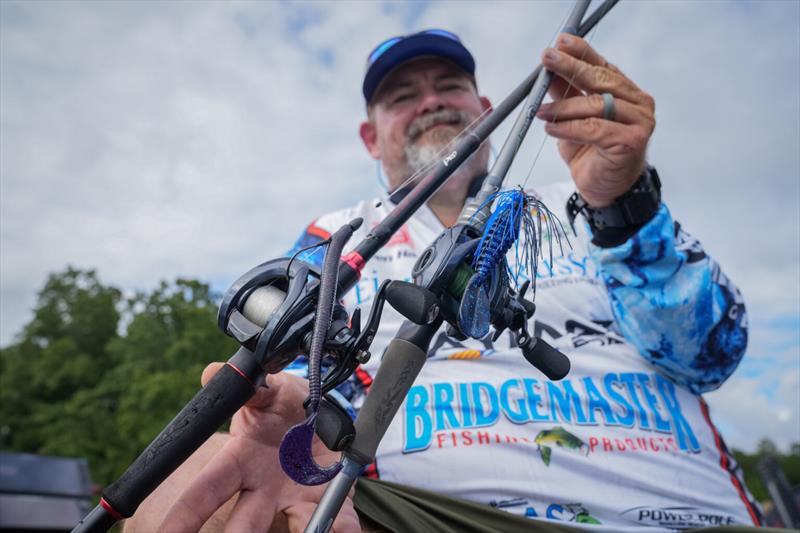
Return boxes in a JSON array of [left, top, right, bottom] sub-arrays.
[[100, 349, 262, 520], [70, 502, 118, 533], [347, 321, 437, 464]]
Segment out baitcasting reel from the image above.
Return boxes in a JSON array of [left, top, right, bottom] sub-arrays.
[[412, 221, 570, 381], [217, 219, 441, 484]]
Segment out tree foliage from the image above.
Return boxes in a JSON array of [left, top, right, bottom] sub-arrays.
[[0, 267, 237, 485], [733, 439, 800, 502]]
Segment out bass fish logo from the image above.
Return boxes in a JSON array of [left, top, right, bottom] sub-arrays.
[[534, 427, 588, 466], [559, 503, 602, 524]]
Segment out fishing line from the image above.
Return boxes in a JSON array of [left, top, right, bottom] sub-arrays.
[[384, 3, 577, 206], [387, 3, 570, 204], [519, 0, 612, 191], [386, 105, 495, 203], [375, 160, 388, 191], [287, 238, 331, 278]]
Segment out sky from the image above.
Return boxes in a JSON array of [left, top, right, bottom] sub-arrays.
[[1, 0, 798, 454]]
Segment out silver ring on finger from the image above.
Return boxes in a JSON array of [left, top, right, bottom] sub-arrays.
[[601, 92, 616, 121]]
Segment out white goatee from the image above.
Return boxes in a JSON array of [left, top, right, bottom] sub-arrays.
[[404, 109, 469, 173]]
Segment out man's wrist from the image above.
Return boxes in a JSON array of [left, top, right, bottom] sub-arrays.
[[567, 165, 662, 248]]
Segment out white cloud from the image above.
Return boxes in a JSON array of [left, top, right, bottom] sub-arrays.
[[1, 0, 798, 451], [705, 311, 800, 452], [705, 368, 800, 453]]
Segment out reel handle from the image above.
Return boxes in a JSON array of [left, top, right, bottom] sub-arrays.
[[520, 335, 570, 381], [74, 348, 264, 532], [384, 280, 440, 325]]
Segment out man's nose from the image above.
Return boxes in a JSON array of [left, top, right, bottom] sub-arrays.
[[418, 87, 446, 114]]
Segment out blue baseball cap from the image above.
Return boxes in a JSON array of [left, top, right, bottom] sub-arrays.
[[362, 29, 475, 104]]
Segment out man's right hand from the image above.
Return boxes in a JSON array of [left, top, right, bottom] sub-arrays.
[[126, 363, 362, 533]]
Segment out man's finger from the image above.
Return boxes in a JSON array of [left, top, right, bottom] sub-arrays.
[[282, 500, 362, 533], [555, 33, 621, 73], [547, 73, 583, 102], [544, 118, 649, 154], [538, 93, 644, 125], [201, 363, 282, 410], [330, 497, 362, 533], [542, 48, 646, 105], [283, 501, 318, 532], [224, 489, 277, 533], [160, 443, 245, 532], [201, 362, 225, 386]]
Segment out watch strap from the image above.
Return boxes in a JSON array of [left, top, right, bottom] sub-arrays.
[[566, 165, 661, 233]]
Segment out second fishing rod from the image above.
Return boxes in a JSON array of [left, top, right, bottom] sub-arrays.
[[303, 1, 612, 531]]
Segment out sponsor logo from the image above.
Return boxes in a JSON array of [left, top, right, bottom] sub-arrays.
[[447, 349, 484, 360], [587, 435, 680, 454], [489, 499, 601, 524], [534, 426, 588, 466], [383, 225, 414, 248], [621, 506, 737, 528], [352, 250, 601, 307], [550, 503, 602, 525], [403, 373, 700, 454], [429, 318, 619, 362], [518, 251, 601, 281]]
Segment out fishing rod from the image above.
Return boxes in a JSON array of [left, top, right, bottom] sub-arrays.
[[72, 1, 618, 531], [303, 1, 616, 531]]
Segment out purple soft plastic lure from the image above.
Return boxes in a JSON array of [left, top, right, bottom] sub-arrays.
[[458, 188, 568, 338], [278, 219, 361, 486], [279, 413, 342, 485]]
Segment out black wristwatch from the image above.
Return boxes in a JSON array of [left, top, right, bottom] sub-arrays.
[[566, 165, 661, 240]]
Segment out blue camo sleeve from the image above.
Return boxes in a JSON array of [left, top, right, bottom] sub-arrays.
[[590, 203, 747, 394], [286, 224, 328, 268]]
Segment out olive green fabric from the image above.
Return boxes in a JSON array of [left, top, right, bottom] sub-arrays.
[[687, 528, 787, 533], [354, 477, 582, 533], [353, 478, 783, 533]]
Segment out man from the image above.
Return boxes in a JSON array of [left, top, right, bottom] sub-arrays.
[[127, 30, 759, 532]]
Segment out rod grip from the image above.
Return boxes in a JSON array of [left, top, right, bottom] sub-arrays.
[[101, 358, 261, 518], [347, 326, 433, 464]]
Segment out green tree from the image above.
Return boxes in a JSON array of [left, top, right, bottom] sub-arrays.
[[0, 268, 237, 487], [733, 439, 800, 504], [108, 279, 237, 473], [0, 268, 121, 451]]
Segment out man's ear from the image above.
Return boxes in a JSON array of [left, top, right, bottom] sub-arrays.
[[479, 96, 492, 113], [359, 121, 381, 159]]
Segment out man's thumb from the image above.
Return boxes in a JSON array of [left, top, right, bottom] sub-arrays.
[[201, 362, 226, 387]]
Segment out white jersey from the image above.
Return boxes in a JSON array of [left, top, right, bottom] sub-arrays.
[[288, 181, 760, 531]]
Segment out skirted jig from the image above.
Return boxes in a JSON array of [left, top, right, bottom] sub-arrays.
[[458, 188, 569, 339]]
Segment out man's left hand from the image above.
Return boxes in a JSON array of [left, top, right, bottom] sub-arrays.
[[538, 33, 656, 207]]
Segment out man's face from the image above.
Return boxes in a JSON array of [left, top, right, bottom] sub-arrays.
[[360, 57, 491, 194]]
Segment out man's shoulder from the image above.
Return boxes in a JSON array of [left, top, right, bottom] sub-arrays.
[[287, 198, 385, 261], [296, 198, 383, 238]]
